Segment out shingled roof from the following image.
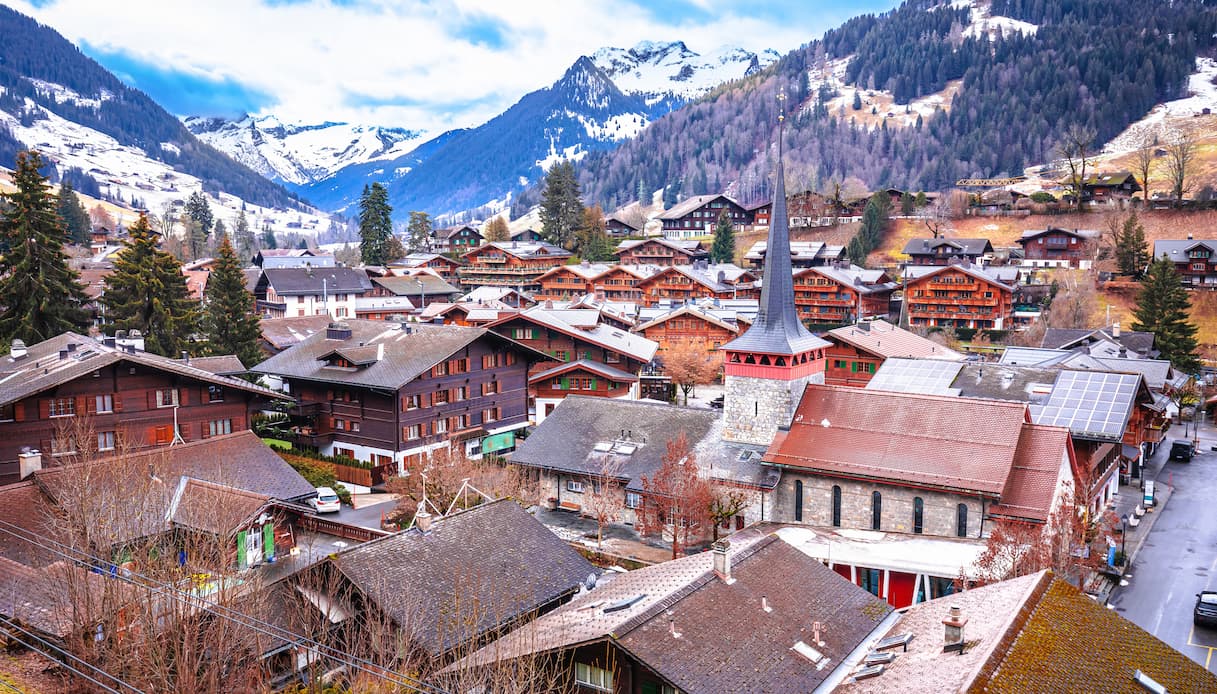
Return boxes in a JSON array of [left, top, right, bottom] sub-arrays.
[[827, 320, 965, 360], [261, 267, 373, 296], [330, 500, 595, 659], [901, 238, 994, 257]]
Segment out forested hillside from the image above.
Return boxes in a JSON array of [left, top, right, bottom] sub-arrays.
[[0, 6, 302, 209], [565, 0, 1217, 213]]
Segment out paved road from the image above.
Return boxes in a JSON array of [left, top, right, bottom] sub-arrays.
[[329, 496, 398, 530], [1108, 422, 1217, 672]]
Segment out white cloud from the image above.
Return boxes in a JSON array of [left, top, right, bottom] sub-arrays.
[[7, 0, 882, 133]]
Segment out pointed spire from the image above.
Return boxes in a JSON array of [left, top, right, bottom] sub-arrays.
[[722, 89, 824, 356]]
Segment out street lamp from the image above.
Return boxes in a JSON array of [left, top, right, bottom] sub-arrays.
[[1120, 515, 1128, 564], [415, 278, 425, 312]]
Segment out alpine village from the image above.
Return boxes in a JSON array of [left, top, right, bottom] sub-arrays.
[[3, 0, 1217, 692]]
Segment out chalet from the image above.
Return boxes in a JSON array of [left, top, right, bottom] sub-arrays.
[[458, 241, 572, 291], [530, 360, 639, 423], [657, 194, 750, 240], [903, 263, 1015, 330], [509, 227, 545, 242], [585, 264, 662, 302], [534, 262, 613, 301], [1016, 227, 1100, 268], [0, 333, 289, 482], [614, 238, 708, 266], [1041, 323, 1157, 359], [251, 320, 542, 470], [259, 314, 334, 355], [635, 304, 749, 354], [355, 274, 461, 319], [419, 301, 517, 327], [744, 200, 772, 228], [395, 253, 463, 282], [459, 285, 536, 308], [1152, 238, 1217, 287], [255, 267, 373, 319], [253, 248, 336, 269], [325, 499, 596, 664], [447, 535, 892, 694], [792, 264, 896, 325], [486, 306, 658, 379], [823, 320, 964, 387], [430, 225, 484, 254], [1074, 171, 1142, 205], [764, 384, 1074, 605], [743, 240, 848, 270], [562, 293, 641, 330], [787, 189, 836, 226], [635, 262, 758, 307], [604, 213, 643, 237], [902, 238, 994, 266]]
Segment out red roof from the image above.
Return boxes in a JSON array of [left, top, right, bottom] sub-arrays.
[[766, 385, 1030, 496], [988, 424, 1072, 522]]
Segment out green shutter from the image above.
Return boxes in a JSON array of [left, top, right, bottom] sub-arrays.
[[531, 328, 541, 339], [590, 377, 598, 390], [236, 530, 248, 570], [850, 361, 858, 373], [561, 377, 570, 390], [263, 523, 275, 561]]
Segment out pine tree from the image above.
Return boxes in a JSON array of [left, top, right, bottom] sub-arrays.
[[101, 213, 200, 357], [1114, 210, 1149, 277], [406, 211, 432, 253], [0, 150, 91, 343], [201, 235, 263, 367], [484, 216, 510, 242], [901, 191, 915, 216], [539, 161, 584, 249], [185, 191, 214, 238], [233, 210, 255, 260], [710, 210, 735, 263], [56, 180, 91, 245], [1132, 256, 1200, 373], [213, 218, 228, 248], [574, 205, 613, 261], [358, 182, 393, 265], [261, 226, 278, 250]]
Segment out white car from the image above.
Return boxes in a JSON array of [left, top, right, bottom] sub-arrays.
[[312, 487, 341, 514]]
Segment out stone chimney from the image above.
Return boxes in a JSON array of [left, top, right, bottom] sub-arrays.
[[1112, 322, 1121, 338], [593, 285, 606, 303], [18, 450, 42, 480], [415, 510, 433, 533], [711, 539, 731, 582], [942, 605, 968, 654], [9, 339, 27, 360]]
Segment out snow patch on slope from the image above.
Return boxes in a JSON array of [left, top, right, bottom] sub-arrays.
[[592, 41, 775, 105], [1103, 57, 1217, 155]]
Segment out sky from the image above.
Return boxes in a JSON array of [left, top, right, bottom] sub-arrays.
[[10, 0, 899, 133]]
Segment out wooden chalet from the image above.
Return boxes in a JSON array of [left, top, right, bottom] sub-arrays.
[[430, 225, 484, 254], [656, 194, 749, 239], [614, 238, 708, 267], [1074, 171, 1142, 204], [585, 265, 662, 303], [457, 241, 573, 291], [0, 333, 288, 483], [530, 359, 639, 423], [744, 200, 772, 228], [396, 253, 463, 282], [510, 227, 545, 243], [1152, 238, 1217, 287], [604, 213, 643, 237], [486, 306, 657, 377], [904, 262, 1015, 330], [636, 262, 758, 307], [1017, 227, 1100, 269], [744, 240, 848, 270], [901, 238, 994, 266], [635, 304, 749, 353], [355, 274, 461, 319], [792, 264, 895, 325], [534, 262, 613, 301], [822, 320, 964, 387]]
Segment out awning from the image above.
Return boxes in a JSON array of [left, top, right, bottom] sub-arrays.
[[451, 426, 487, 442], [482, 431, 516, 454], [1121, 444, 1141, 460]]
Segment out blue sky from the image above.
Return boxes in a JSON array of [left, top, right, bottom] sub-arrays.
[[9, 0, 899, 132]]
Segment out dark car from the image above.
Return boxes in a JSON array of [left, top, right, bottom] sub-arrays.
[[1195, 591, 1217, 627], [1170, 440, 1195, 462], [709, 395, 725, 409]]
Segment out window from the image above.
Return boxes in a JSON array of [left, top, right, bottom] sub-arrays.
[[155, 389, 178, 408], [625, 492, 641, 509], [833, 359, 848, 369], [483, 407, 500, 423], [482, 380, 499, 396], [454, 386, 468, 402], [566, 480, 585, 493], [913, 497, 924, 534], [333, 418, 347, 431], [48, 397, 76, 417], [453, 414, 469, 429], [433, 390, 450, 405], [956, 503, 968, 538], [574, 663, 612, 691], [209, 419, 232, 437], [434, 418, 449, 434], [97, 431, 116, 452], [794, 480, 804, 522], [0, 404, 12, 422], [871, 491, 882, 531], [95, 394, 114, 413], [403, 394, 421, 410], [831, 485, 842, 527], [351, 421, 361, 432], [50, 434, 78, 457], [433, 361, 449, 377], [404, 424, 422, 440]]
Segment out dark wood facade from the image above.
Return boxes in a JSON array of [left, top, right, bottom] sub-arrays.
[[615, 239, 707, 267], [458, 244, 571, 290], [488, 315, 650, 375], [792, 267, 893, 325], [905, 267, 1014, 330], [1017, 228, 1097, 268], [658, 195, 750, 238]]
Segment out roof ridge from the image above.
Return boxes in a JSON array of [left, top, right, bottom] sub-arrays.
[[962, 570, 1055, 691]]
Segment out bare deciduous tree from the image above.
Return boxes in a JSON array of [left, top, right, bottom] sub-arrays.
[[1057, 125, 1097, 212], [638, 433, 713, 559], [1133, 141, 1156, 204], [708, 487, 749, 542], [584, 455, 625, 549], [922, 193, 955, 238], [663, 338, 722, 405], [1045, 272, 1098, 329], [1165, 128, 1197, 206]]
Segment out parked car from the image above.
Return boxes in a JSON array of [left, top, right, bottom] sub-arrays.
[[1195, 591, 1217, 627], [709, 395, 725, 409], [1170, 439, 1195, 462], [312, 486, 341, 514]]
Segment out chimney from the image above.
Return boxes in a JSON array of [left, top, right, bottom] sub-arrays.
[[1112, 322, 1121, 338], [9, 339, 27, 360], [326, 322, 353, 340], [101, 336, 116, 349], [762, 595, 772, 613], [711, 539, 731, 582], [1188, 233, 1194, 240], [812, 620, 825, 647], [668, 611, 682, 639], [181, 351, 190, 364], [415, 510, 433, 533], [942, 605, 968, 654], [594, 285, 606, 303], [58, 349, 69, 361], [18, 450, 41, 479], [66, 342, 77, 353]]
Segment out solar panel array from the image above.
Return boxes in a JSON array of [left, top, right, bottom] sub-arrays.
[[865, 358, 964, 395], [1030, 370, 1139, 441]]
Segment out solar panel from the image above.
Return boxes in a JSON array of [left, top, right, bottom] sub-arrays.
[[1031, 371, 1139, 441], [867, 358, 964, 396]]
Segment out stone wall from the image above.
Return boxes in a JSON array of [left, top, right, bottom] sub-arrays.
[[770, 470, 986, 540], [721, 372, 823, 446]]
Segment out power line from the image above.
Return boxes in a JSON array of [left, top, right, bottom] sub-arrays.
[[0, 675, 25, 693], [0, 519, 448, 694], [0, 620, 129, 694]]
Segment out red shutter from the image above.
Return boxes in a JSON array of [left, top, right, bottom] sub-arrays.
[[146, 427, 158, 446], [113, 394, 122, 413], [147, 391, 156, 409], [86, 396, 97, 415], [38, 399, 50, 419], [422, 392, 431, 407], [75, 396, 86, 415], [202, 421, 210, 439], [12, 402, 24, 422], [178, 388, 187, 406]]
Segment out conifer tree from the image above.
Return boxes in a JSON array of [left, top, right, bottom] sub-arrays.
[[0, 150, 91, 343], [261, 226, 278, 250], [574, 205, 613, 261], [101, 213, 200, 357], [539, 161, 583, 249], [484, 216, 510, 242], [405, 211, 432, 253], [1114, 210, 1149, 277], [56, 180, 91, 245], [1132, 256, 1200, 373], [233, 210, 255, 260], [358, 182, 393, 265], [185, 191, 214, 238], [202, 235, 263, 367], [710, 210, 735, 264]]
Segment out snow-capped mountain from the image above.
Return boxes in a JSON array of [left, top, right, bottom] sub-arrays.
[[593, 40, 779, 106], [184, 115, 423, 186]]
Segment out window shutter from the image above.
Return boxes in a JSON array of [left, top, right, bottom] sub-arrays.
[[38, 399, 50, 419], [86, 396, 97, 415], [236, 530, 248, 570], [561, 377, 569, 390], [263, 523, 275, 560], [13, 402, 23, 422], [112, 394, 121, 413], [422, 392, 430, 407], [850, 361, 858, 373], [202, 421, 210, 439], [590, 377, 598, 390], [76, 396, 87, 414]]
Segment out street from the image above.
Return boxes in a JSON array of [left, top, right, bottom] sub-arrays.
[[330, 494, 399, 530], [1108, 419, 1217, 672]]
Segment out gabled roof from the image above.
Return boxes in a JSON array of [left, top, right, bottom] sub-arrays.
[[639, 263, 755, 293], [635, 304, 746, 334], [490, 307, 658, 363], [1041, 325, 1156, 358], [794, 264, 894, 292], [1081, 170, 1139, 187], [435, 224, 482, 240], [259, 315, 333, 351], [604, 213, 642, 230], [536, 262, 613, 282], [167, 477, 273, 536], [744, 240, 847, 263], [767, 385, 1032, 497], [615, 238, 707, 257], [459, 285, 535, 305], [371, 274, 460, 296], [398, 252, 461, 267], [1152, 238, 1217, 261], [462, 241, 571, 261], [331, 500, 595, 659], [262, 267, 373, 296], [179, 355, 247, 376], [528, 359, 638, 384], [1029, 370, 1148, 443], [902, 237, 994, 256], [0, 332, 286, 406], [826, 320, 965, 360], [449, 534, 892, 693], [253, 319, 540, 389], [1016, 227, 1101, 244], [988, 424, 1071, 522], [903, 262, 1014, 291], [656, 194, 741, 220]]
